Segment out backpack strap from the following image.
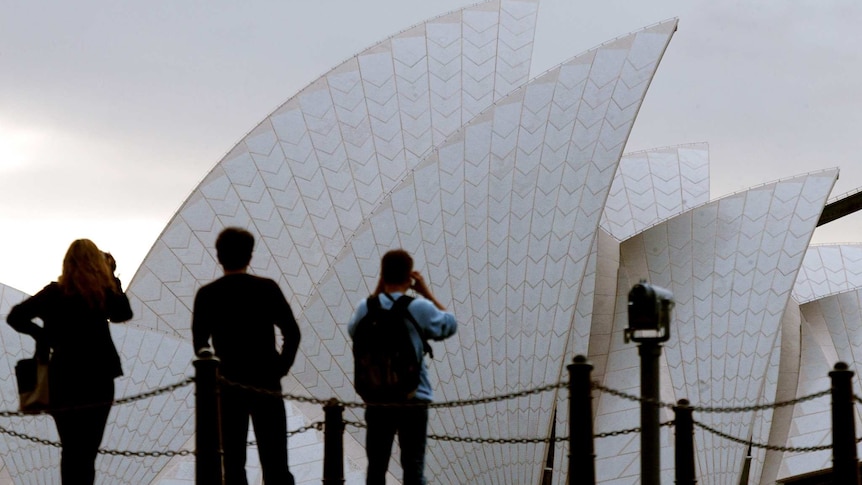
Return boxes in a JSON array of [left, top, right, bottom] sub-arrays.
[[383, 293, 434, 359], [365, 294, 382, 314]]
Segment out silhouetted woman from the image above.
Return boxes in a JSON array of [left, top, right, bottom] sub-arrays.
[[7, 239, 133, 484]]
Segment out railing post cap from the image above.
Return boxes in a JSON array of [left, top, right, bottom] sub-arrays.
[[568, 355, 593, 371], [677, 398, 690, 406], [834, 362, 850, 371], [195, 347, 216, 359]]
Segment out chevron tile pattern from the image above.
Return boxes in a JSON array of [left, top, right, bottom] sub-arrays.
[[548, 144, 711, 483], [776, 311, 835, 479], [0, 282, 197, 485], [779, 283, 862, 480], [0, 10, 680, 484], [0, 283, 53, 483], [601, 143, 710, 241], [297, 20, 678, 484], [603, 169, 838, 485], [793, 243, 862, 304], [99, 328, 196, 484], [2, 1, 856, 483], [118, 1, 542, 484], [126, 0, 541, 344]]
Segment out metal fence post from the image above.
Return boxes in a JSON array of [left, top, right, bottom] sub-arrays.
[[323, 398, 345, 485], [568, 355, 595, 485], [830, 362, 860, 485], [673, 399, 696, 485], [639, 342, 663, 485], [194, 349, 223, 485]]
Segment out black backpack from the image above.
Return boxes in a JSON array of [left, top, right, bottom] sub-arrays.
[[352, 293, 432, 402]]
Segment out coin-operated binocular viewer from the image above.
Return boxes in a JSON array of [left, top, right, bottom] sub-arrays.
[[625, 279, 674, 344], [625, 280, 674, 485]]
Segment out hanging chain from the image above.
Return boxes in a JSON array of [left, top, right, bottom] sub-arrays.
[[693, 420, 834, 453], [219, 376, 568, 410], [247, 421, 324, 446], [346, 420, 671, 444], [0, 420, 325, 458], [593, 382, 830, 414], [427, 382, 569, 409], [688, 390, 831, 413], [113, 377, 195, 406], [0, 372, 844, 456], [0, 376, 195, 418]]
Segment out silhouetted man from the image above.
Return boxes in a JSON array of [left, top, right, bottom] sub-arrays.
[[193, 227, 300, 485]]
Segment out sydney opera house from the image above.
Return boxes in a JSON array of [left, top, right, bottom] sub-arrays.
[[1, 1, 861, 484]]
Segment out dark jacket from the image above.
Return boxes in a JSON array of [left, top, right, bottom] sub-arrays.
[[192, 273, 301, 389], [7, 281, 133, 384]]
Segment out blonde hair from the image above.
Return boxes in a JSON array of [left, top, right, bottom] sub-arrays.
[[57, 239, 115, 309]]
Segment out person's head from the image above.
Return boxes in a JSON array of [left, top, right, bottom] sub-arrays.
[[216, 227, 255, 271], [380, 249, 413, 286], [58, 239, 115, 308]]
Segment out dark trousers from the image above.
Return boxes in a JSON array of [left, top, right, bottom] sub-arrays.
[[51, 379, 114, 485], [365, 402, 428, 485], [220, 385, 295, 485]]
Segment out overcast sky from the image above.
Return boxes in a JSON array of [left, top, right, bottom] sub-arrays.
[[2, 0, 861, 296]]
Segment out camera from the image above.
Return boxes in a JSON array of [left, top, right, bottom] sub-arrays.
[[625, 280, 674, 343]]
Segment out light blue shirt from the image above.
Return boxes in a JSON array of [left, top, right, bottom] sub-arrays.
[[348, 292, 457, 401]]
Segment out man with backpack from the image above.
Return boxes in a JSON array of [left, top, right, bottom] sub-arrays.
[[348, 249, 458, 485]]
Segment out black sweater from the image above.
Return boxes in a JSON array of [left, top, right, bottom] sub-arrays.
[[7, 281, 133, 383], [192, 273, 301, 389]]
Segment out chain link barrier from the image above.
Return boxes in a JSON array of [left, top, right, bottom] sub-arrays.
[[113, 377, 195, 406], [218, 376, 568, 410], [0, 422, 194, 457], [693, 420, 836, 453], [0, 369, 850, 458], [593, 382, 830, 414], [0, 376, 199, 458], [344, 420, 674, 444], [223, 375, 842, 454], [595, 382, 842, 454], [0, 420, 326, 458], [0, 376, 195, 418], [692, 399, 862, 454]]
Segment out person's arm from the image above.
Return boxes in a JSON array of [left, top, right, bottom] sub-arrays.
[[107, 278, 133, 323], [191, 289, 212, 354], [6, 286, 50, 342], [410, 298, 457, 341], [409, 271, 446, 310], [405, 271, 456, 340], [272, 282, 300, 376]]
